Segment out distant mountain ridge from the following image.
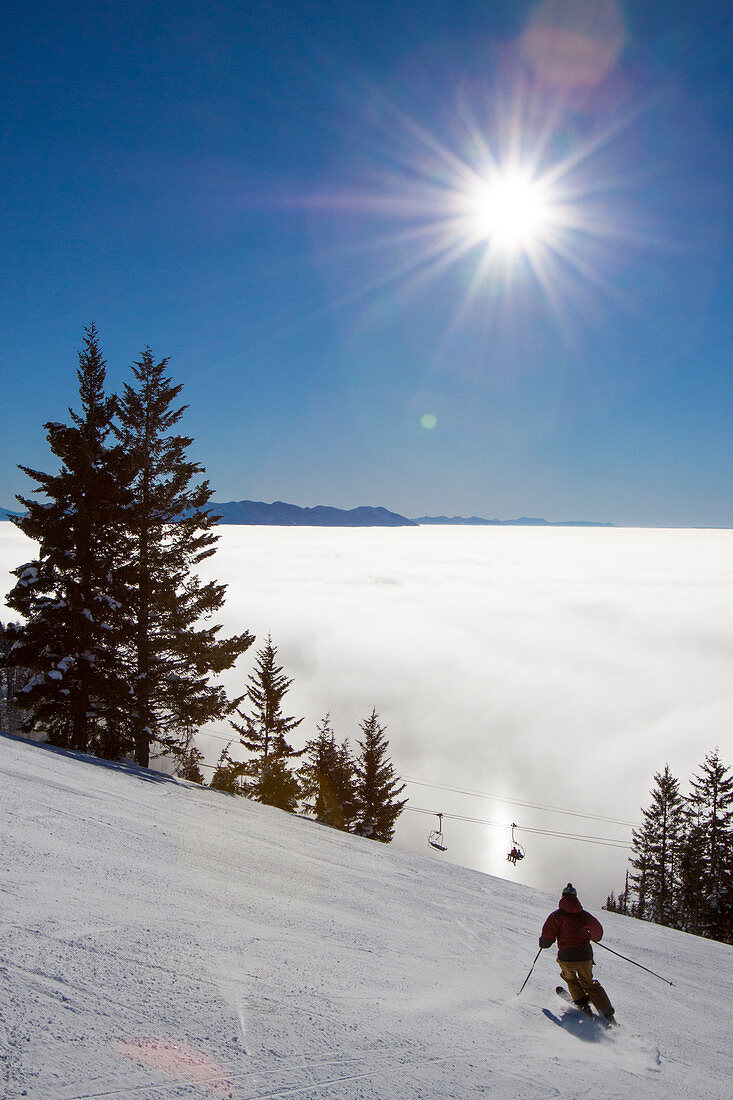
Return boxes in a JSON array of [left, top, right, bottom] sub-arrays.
[[1, 501, 613, 528], [210, 500, 417, 526], [414, 515, 615, 527], [210, 503, 614, 527]]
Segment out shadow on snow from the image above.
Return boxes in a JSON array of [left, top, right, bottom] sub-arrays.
[[542, 1008, 609, 1043], [0, 729, 177, 786]]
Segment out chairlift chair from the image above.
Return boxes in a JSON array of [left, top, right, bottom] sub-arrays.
[[428, 813, 447, 852], [506, 822, 525, 865]]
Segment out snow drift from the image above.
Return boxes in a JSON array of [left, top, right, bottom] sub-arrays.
[[1, 733, 731, 1099]]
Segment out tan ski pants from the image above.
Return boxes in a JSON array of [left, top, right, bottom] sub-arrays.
[[558, 959, 614, 1017]]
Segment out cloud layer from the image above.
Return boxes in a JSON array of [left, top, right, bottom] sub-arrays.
[[3, 524, 732, 907]]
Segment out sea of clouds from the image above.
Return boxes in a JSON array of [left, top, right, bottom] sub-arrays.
[[2, 523, 732, 907]]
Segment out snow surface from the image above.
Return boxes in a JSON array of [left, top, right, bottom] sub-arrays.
[[1, 734, 731, 1099]]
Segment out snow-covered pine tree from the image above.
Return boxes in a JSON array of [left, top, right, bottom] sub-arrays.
[[648, 765, 684, 926], [353, 709, 407, 843], [628, 818, 652, 920], [298, 714, 358, 830], [0, 621, 27, 736], [299, 714, 338, 821], [334, 737, 359, 830], [5, 326, 134, 756], [684, 751, 733, 943], [678, 799, 708, 936], [229, 635, 304, 808], [116, 348, 253, 767], [628, 766, 685, 926]]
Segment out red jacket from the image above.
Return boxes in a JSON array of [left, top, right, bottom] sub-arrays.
[[540, 895, 603, 961]]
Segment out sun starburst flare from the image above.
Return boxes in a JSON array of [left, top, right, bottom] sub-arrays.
[[461, 170, 554, 252], [302, 83, 637, 347]]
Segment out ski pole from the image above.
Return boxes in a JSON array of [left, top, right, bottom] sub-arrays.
[[597, 941, 675, 986], [517, 947, 542, 995]]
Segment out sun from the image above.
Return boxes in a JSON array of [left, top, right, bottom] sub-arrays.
[[464, 170, 553, 252], [310, 69, 629, 326]]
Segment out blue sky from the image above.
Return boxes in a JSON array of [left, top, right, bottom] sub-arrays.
[[2, 1, 732, 526]]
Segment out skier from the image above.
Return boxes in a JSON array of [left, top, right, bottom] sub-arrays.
[[539, 883, 616, 1023]]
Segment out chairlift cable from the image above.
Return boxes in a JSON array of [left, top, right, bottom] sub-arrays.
[[197, 734, 637, 835], [402, 775, 637, 828], [404, 806, 630, 850], [187, 768, 629, 849]]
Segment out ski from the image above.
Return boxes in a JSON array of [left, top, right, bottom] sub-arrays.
[[555, 986, 618, 1028], [556, 985, 589, 1010]]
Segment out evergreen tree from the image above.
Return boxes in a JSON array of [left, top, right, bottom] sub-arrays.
[[333, 737, 359, 830], [614, 756, 733, 944], [229, 635, 303, 807], [209, 743, 240, 793], [0, 621, 27, 736], [175, 734, 206, 784], [628, 817, 653, 921], [648, 766, 685, 925], [617, 870, 630, 915], [353, 709, 407, 842], [256, 756, 301, 812], [116, 348, 253, 767], [298, 714, 358, 830], [628, 766, 685, 925], [685, 751, 733, 942], [678, 806, 707, 936], [5, 326, 133, 756]]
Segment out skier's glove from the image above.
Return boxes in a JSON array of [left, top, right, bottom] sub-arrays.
[[539, 937, 553, 949]]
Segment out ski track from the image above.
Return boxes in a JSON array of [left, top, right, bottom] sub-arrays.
[[2, 735, 732, 1099]]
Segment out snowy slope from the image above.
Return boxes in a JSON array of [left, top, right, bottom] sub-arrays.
[[1, 734, 731, 1100]]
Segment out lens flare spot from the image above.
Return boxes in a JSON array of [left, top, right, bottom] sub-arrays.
[[521, 0, 627, 90], [421, 413, 438, 430], [119, 1037, 235, 1097]]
